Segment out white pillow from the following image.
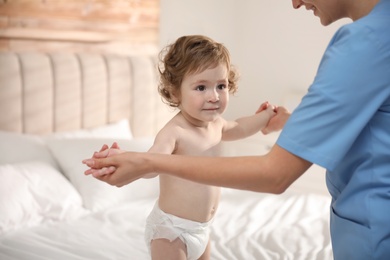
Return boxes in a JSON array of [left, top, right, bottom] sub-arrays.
[[0, 120, 132, 170], [0, 131, 58, 169], [44, 119, 133, 140], [0, 161, 88, 234], [47, 137, 159, 212]]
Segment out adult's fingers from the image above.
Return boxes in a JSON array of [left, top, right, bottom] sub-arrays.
[[99, 144, 109, 152], [93, 149, 110, 159], [110, 142, 120, 149]]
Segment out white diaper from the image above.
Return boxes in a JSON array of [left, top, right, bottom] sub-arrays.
[[144, 202, 213, 260]]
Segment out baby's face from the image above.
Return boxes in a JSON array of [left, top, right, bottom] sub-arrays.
[[178, 64, 229, 125]]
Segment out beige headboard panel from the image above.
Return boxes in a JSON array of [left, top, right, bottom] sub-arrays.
[[0, 52, 173, 137]]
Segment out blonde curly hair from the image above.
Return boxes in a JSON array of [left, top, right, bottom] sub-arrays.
[[158, 35, 239, 107]]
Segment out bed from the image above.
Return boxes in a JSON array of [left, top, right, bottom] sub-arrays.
[[0, 51, 333, 260]]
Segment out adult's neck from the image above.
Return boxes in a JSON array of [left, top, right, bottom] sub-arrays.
[[348, 0, 381, 21]]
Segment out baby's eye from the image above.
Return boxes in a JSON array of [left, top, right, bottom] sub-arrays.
[[217, 84, 227, 90], [196, 85, 206, 91]]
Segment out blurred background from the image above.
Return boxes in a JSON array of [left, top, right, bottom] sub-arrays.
[[0, 0, 348, 129], [160, 0, 348, 122]]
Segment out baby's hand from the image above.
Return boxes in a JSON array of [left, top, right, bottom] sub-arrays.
[[256, 101, 277, 114], [93, 142, 124, 158], [83, 142, 125, 176], [262, 106, 290, 134]]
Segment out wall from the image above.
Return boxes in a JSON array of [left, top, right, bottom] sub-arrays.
[[160, 0, 348, 120], [0, 0, 349, 121]]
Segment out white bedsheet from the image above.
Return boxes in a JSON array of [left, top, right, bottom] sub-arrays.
[[0, 199, 154, 260], [213, 190, 332, 260], [0, 190, 332, 260], [0, 133, 332, 259]]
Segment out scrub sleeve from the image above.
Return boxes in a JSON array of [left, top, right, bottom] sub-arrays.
[[276, 1, 390, 258]]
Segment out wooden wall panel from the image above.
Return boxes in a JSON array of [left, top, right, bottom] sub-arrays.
[[0, 0, 159, 55]]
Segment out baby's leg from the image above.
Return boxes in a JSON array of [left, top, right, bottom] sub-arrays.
[[151, 238, 187, 260], [198, 239, 211, 260]]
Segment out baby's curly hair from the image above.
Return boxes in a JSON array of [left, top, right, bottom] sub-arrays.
[[158, 35, 239, 107]]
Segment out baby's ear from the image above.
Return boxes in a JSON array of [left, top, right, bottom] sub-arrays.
[[170, 88, 181, 104]]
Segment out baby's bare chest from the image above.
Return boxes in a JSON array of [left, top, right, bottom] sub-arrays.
[[176, 127, 223, 156]]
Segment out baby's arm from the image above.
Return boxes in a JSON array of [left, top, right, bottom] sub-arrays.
[[142, 126, 177, 178], [222, 102, 276, 141], [84, 128, 177, 178]]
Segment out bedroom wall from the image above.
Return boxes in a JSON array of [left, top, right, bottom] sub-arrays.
[[160, 0, 348, 121], [0, 0, 348, 128]]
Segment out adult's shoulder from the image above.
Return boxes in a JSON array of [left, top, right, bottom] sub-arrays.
[[330, 1, 390, 50]]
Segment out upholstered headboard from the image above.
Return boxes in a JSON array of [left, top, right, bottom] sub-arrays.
[[0, 52, 173, 137]]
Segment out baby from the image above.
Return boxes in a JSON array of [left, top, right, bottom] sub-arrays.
[[86, 35, 276, 260]]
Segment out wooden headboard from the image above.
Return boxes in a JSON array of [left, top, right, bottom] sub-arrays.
[[0, 51, 173, 137], [0, 1, 174, 137], [0, 0, 159, 56]]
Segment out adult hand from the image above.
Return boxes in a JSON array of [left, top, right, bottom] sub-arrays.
[[83, 151, 151, 187], [83, 142, 123, 177], [262, 106, 290, 134], [95, 142, 121, 157]]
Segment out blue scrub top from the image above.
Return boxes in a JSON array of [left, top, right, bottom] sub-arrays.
[[276, 0, 390, 259]]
